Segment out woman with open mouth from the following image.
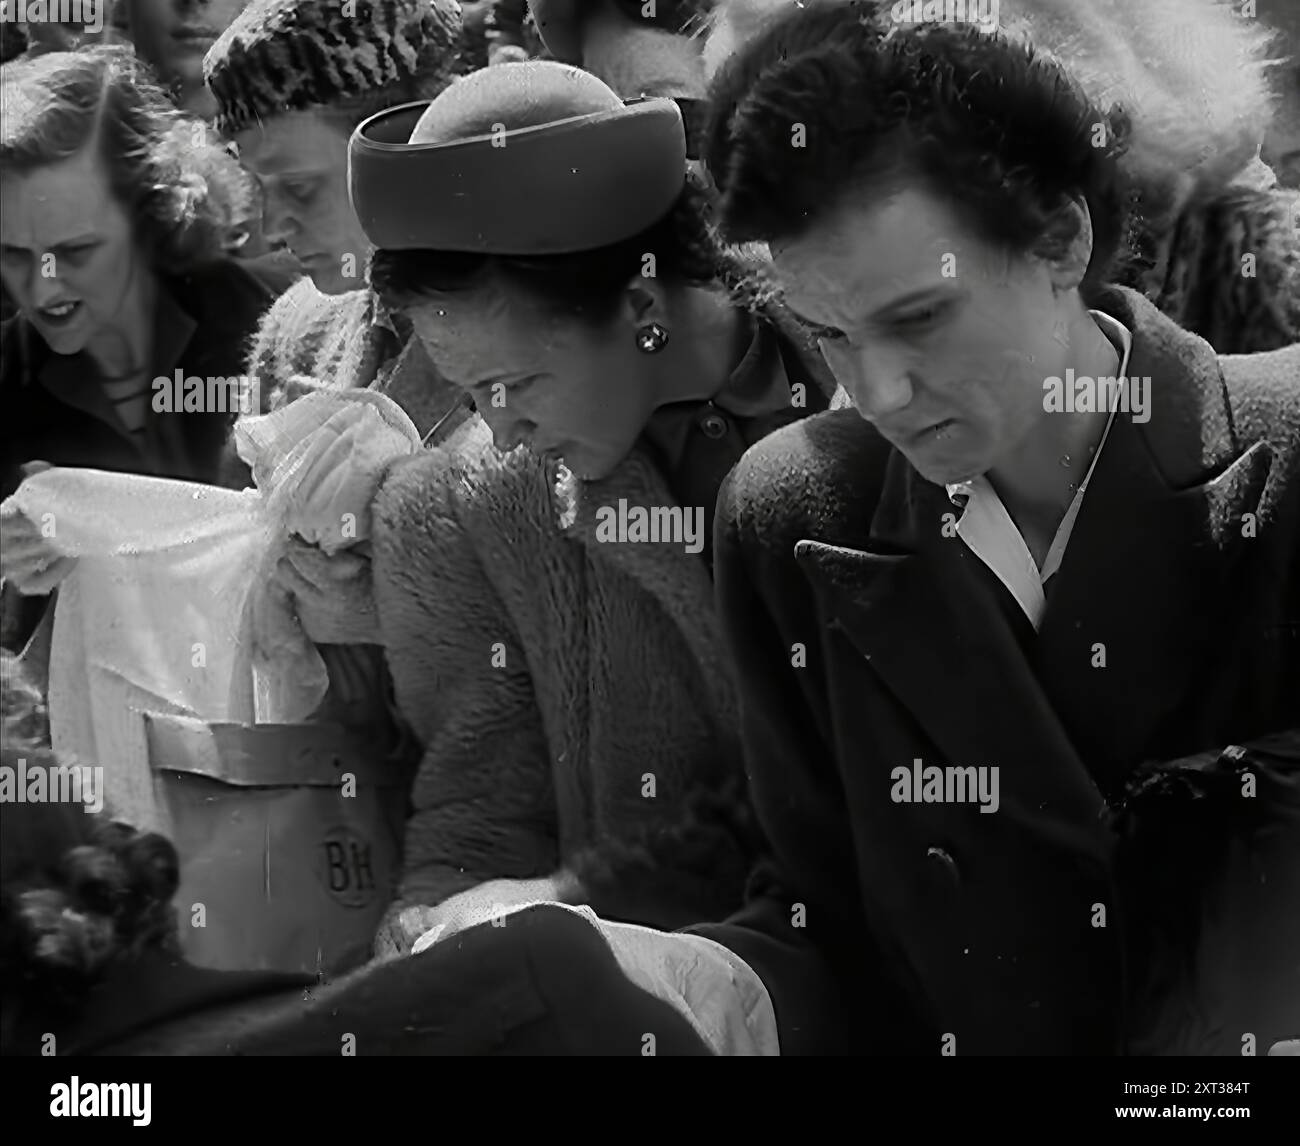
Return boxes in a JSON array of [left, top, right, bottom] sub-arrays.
[[0, 45, 276, 651]]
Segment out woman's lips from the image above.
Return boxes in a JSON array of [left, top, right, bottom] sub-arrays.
[[35, 300, 83, 328], [173, 27, 220, 51], [905, 418, 958, 444]]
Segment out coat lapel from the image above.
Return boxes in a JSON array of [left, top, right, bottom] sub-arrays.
[[1036, 290, 1274, 794], [795, 451, 1111, 850], [794, 286, 1271, 823]]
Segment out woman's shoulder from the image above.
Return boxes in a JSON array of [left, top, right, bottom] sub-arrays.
[[246, 280, 376, 394], [724, 407, 890, 514], [258, 278, 372, 342], [376, 417, 554, 532], [717, 408, 895, 565]]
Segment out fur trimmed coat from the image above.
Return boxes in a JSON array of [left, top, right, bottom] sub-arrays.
[[368, 315, 838, 955], [370, 419, 758, 952]]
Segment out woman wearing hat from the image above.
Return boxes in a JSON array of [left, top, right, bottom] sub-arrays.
[[204, 0, 469, 436], [201, 0, 475, 740], [342, 61, 842, 956]]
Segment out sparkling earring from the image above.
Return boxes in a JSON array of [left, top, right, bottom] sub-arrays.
[[635, 322, 669, 354]]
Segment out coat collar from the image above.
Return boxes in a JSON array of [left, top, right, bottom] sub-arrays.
[[795, 287, 1272, 819]]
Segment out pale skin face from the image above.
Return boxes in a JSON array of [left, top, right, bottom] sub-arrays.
[[234, 108, 371, 296], [0, 146, 156, 376], [406, 278, 661, 480], [405, 274, 744, 481], [127, 0, 249, 114], [580, 7, 706, 99], [773, 185, 1119, 541]]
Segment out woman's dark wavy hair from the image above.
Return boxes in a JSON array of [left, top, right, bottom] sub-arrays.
[[369, 173, 773, 324], [0, 654, 181, 1042], [0, 45, 249, 273], [703, 0, 1134, 296]]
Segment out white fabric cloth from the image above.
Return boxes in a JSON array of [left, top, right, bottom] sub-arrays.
[[415, 902, 781, 1055], [944, 311, 1133, 630], [1, 390, 423, 829]]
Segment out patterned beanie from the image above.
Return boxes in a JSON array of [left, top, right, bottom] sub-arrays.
[[204, 0, 463, 136]]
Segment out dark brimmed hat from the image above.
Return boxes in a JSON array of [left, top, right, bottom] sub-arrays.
[[349, 61, 687, 254], [204, 0, 462, 137]]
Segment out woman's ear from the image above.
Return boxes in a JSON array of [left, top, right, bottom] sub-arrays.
[[1046, 197, 1095, 294], [620, 274, 673, 332]]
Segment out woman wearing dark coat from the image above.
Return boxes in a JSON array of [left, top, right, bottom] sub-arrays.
[[0, 46, 274, 652], [673, 3, 1300, 1055]]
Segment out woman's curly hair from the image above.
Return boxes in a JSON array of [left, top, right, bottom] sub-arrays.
[[704, 1, 1133, 295], [0, 654, 182, 1036], [0, 45, 251, 273], [705, 0, 1279, 194]]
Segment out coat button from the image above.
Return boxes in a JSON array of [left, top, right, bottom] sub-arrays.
[[926, 846, 961, 890], [699, 412, 729, 439]]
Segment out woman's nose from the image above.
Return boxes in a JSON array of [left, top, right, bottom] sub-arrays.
[[258, 192, 298, 251], [823, 339, 915, 420], [28, 260, 65, 307], [482, 407, 535, 453]]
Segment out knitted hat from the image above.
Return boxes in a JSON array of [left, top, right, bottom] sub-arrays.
[[204, 0, 463, 136], [349, 61, 686, 254]]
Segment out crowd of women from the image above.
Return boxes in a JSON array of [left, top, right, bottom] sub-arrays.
[[0, 0, 1298, 1056]]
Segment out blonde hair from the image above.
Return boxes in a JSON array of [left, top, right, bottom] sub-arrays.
[[704, 0, 1282, 192]]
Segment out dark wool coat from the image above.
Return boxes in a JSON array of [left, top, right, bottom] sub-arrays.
[[689, 286, 1300, 1055], [3, 907, 707, 1056]]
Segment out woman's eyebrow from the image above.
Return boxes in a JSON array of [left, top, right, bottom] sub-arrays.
[[782, 303, 847, 340], [872, 286, 956, 320]]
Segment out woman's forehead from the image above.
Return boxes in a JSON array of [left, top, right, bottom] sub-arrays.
[[0, 150, 124, 246], [772, 189, 976, 312]]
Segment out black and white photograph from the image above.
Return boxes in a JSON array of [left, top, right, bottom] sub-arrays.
[[0, 0, 1298, 1125]]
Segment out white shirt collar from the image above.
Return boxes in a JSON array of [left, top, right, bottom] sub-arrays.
[[943, 310, 1134, 631]]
